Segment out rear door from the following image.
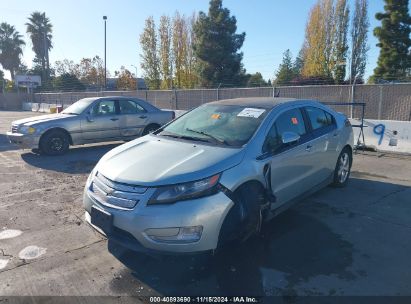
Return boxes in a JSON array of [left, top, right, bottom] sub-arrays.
[[118, 99, 149, 138], [81, 99, 121, 141], [303, 106, 339, 179], [264, 107, 318, 206]]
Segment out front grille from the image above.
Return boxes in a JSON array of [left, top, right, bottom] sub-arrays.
[[11, 125, 18, 133], [89, 172, 147, 210]]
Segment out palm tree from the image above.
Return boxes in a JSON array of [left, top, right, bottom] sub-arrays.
[[0, 23, 25, 80], [26, 11, 53, 80]]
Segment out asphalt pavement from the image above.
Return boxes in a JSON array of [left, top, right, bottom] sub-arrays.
[[0, 111, 410, 301]]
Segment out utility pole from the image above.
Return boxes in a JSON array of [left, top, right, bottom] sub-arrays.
[[103, 16, 107, 91]]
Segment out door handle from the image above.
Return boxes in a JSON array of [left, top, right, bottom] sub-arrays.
[[139, 115, 147, 119], [110, 118, 119, 121], [305, 144, 313, 151]]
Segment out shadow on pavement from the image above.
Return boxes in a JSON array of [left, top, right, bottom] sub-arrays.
[[20, 143, 121, 174], [0, 134, 19, 152], [107, 177, 411, 297], [108, 208, 354, 297]]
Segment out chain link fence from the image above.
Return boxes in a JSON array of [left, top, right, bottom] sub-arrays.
[[33, 83, 411, 121]]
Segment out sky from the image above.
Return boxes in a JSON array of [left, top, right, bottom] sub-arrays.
[[0, 0, 397, 83]]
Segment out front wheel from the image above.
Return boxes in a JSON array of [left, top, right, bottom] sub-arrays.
[[217, 183, 265, 250], [39, 130, 70, 156], [332, 147, 352, 187]]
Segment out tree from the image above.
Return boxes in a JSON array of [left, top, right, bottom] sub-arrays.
[[193, 0, 246, 87], [185, 13, 198, 88], [140, 16, 160, 89], [373, 0, 411, 82], [158, 15, 173, 89], [54, 59, 77, 76], [302, 0, 351, 83], [115, 66, 136, 90], [293, 48, 305, 77], [26, 12, 53, 81], [302, 1, 333, 79], [77, 56, 107, 88], [0, 69, 4, 92], [350, 0, 369, 84], [0, 23, 25, 80], [53, 73, 85, 91], [247, 72, 268, 87], [275, 49, 296, 85], [333, 0, 350, 83], [172, 12, 188, 88]]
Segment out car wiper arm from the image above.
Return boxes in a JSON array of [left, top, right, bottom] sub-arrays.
[[160, 132, 209, 143], [185, 128, 229, 145]]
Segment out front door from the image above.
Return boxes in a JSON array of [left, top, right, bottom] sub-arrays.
[[81, 99, 121, 142], [263, 107, 318, 206]]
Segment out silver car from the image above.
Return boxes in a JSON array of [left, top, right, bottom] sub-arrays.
[[7, 96, 175, 155], [83, 98, 354, 254]]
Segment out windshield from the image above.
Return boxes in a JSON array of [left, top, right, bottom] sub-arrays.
[[61, 98, 95, 115], [158, 104, 268, 147]]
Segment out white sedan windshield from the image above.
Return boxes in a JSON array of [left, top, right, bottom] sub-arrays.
[[62, 98, 96, 115]]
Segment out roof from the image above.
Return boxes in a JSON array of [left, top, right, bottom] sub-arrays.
[[209, 97, 300, 109]]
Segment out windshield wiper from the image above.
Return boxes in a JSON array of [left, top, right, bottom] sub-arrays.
[[62, 112, 79, 115], [185, 128, 229, 145], [160, 132, 209, 143]]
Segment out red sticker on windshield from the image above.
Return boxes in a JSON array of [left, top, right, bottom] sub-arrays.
[[291, 117, 298, 124]]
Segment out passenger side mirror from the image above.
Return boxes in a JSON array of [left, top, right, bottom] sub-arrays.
[[281, 132, 300, 145]]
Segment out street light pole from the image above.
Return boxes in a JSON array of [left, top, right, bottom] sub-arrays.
[[103, 16, 107, 91], [131, 64, 138, 90]]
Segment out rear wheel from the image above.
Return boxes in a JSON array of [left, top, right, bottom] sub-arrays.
[[332, 147, 352, 187], [39, 130, 70, 156], [142, 124, 160, 136]]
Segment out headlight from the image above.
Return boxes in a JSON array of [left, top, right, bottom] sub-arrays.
[[86, 168, 97, 186], [148, 174, 221, 205], [19, 126, 36, 134]]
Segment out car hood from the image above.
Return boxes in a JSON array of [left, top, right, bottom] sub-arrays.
[[12, 113, 76, 126], [96, 135, 245, 186]]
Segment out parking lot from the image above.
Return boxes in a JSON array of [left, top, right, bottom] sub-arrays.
[[0, 110, 411, 299]]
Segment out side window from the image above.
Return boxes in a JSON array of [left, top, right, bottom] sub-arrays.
[[276, 108, 306, 137], [262, 124, 281, 153], [324, 111, 335, 125], [305, 106, 333, 130], [92, 100, 116, 116], [119, 100, 146, 114], [262, 108, 306, 154]]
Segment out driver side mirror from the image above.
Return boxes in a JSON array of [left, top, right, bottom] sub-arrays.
[[281, 131, 300, 145]]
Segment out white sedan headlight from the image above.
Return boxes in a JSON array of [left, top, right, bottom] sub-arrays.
[[19, 125, 36, 135]]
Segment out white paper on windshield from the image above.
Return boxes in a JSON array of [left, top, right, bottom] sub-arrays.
[[237, 108, 265, 118]]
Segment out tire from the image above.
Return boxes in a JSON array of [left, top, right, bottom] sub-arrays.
[[217, 183, 265, 250], [39, 130, 70, 156], [332, 147, 352, 187], [142, 124, 160, 136]]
